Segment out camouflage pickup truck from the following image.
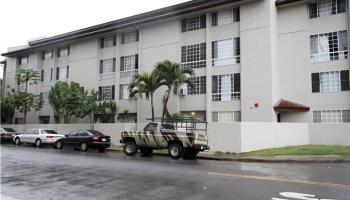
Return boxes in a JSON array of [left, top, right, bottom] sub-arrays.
[[120, 120, 210, 159]]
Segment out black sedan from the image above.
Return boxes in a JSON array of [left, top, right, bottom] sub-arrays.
[[55, 130, 111, 152]]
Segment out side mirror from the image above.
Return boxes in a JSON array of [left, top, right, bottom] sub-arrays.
[[65, 134, 69, 137]]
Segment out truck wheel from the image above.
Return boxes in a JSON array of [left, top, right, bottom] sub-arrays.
[[168, 143, 183, 159], [140, 147, 153, 156], [123, 141, 137, 156], [184, 149, 199, 160]]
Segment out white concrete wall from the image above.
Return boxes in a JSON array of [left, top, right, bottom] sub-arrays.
[[2, 123, 349, 152], [309, 124, 350, 146], [240, 122, 309, 152]]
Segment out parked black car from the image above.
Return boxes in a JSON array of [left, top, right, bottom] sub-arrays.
[[0, 128, 20, 143], [55, 130, 111, 152]]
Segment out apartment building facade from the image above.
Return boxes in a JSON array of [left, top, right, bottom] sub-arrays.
[[2, 0, 350, 124]]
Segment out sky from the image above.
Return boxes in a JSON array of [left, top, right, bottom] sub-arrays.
[[0, 0, 190, 78]]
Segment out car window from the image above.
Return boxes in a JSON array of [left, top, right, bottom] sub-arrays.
[[25, 129, 34, 134], [3, 128, 16, 132], [68, 131, 77, 136], [161, 123, 174, 130], [77, 131, 90, 137], [33, 129, 40, 135], [42, 130, 58, 134], [87, 130, 104, 136], [145, 123, 158, 133]]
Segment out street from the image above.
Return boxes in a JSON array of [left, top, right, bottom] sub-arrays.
[[1, 144, 349, 200]]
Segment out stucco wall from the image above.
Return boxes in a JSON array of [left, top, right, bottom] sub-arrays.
[[309, 124, 350, 146]]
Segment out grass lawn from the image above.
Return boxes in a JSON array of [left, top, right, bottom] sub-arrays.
[[242, 145, 350, 156]]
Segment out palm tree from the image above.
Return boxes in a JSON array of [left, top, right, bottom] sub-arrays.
[[154, 60, 194, 120], [129, 71, 163, 122]]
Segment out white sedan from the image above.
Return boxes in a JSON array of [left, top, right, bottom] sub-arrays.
[[13, 128, 64, 147]]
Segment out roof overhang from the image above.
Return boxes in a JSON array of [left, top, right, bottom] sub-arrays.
[[275, 0, 305, 7], [274, 99, 310, 112], [2, 0, 250, 57]]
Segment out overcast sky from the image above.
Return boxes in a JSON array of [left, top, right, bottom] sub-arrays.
[[0, 0, 190, 78]]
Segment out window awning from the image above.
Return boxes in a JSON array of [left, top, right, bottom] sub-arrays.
[[274, 99, 310, 112]]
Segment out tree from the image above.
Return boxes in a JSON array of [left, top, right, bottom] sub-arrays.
[[14, 69, 41, 124], [129, 71, 163, 122], [80, 90, 99, 123], [0, 96, 15, 124], [94, 101, 117, 123], [48, 81, 85, 123], [154, 60, 194, 120]]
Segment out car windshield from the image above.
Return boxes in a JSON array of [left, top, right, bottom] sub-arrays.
[[43, 130, 58, 134], [87, 130, 105, 136], [3, 128, 16, 132]]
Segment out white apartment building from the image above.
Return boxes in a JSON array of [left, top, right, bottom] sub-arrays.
[[1, 0, 350, 124]]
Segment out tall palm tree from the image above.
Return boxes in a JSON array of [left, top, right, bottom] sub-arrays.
[[154, 60, 194, 120], [129, 71, 163, 122]]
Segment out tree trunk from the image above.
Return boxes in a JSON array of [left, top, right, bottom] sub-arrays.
[[162, 88, 171, 120], [151, 94, 155, 122]]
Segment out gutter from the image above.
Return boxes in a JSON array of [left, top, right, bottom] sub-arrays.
[[2, 0, 248, 57], [275, 0, 304, 7]]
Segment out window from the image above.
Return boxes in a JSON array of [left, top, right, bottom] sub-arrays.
[[100, 35, 116, 48], [212, 74, 240, 101], [41, 68, 52, 83], [56, 66, 69, 81], [40, 92, 49, 105], [121, 30, 139, 44], [39, 116, 50, 124], [212, 8, 239, 26], [99, 58, 116, 80], [57, 46, 70, 57], [310, 30, 348, 63], [212, 38, 240, 66], [119, 84, 129, 100], [120, 54, 138, 78], [181, 15, 206, 32], [42, 50, 53, 60], [312, 70, 349, 92], [98, 85, 115, 101], [181, 43, 206, 69], [18, 55, 28, 65], [185, 76, 206, 95], [313, 110, 350, 123], [309, 0, 347, 19], [212, 111, 241, 123]]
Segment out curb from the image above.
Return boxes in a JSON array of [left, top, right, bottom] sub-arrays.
[[108, 149, 350, 163]]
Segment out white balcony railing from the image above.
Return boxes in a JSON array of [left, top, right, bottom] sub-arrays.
[[212, 56, 240, 67], [120, 70, 138, 78], [99, 72, 116, 81]]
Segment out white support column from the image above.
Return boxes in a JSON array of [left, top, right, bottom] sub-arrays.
[[205, 13, 212, 123]]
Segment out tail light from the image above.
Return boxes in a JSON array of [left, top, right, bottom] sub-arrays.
[[92, 136, 99, 141], [5, 133, 12, 137], [46, 136, 54, 139], [188, 133, 196, 145], [108, 136, 111, 141]]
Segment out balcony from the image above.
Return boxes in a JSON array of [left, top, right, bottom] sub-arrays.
[[120, 69, 138, 78], [212, 56, 240, 67], [99, 72, 116, 81]]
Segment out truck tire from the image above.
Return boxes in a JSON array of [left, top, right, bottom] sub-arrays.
[[168, 143, 183, 159], [184, 149, 199, 160], [140, 147, 153, 156], [123, 141, 137, 156]]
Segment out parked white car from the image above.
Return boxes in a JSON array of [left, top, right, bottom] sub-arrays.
[[13, 128, 64, 147]]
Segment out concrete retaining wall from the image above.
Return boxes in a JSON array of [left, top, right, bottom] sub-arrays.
[[2, 122, 349, 152], [309, 124, 350, 146]]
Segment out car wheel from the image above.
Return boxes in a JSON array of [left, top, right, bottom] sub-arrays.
[[168, 143, 183, 160], [80, 142, 88, 152], [55, 141, 63, 149], [14, 137, 21, 145], [35, 139, 42, 147], [98, 148, 106, 153], [123, 141, 137, 156], [140, 147, 153, 156], [184, 149, 199, 160]]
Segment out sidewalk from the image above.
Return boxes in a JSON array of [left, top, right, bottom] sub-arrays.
[[108, 146, 350, 163], [196, 152, 350, 163]]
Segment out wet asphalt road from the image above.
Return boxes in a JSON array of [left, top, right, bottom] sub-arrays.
[[1, 144, 350, 200]]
